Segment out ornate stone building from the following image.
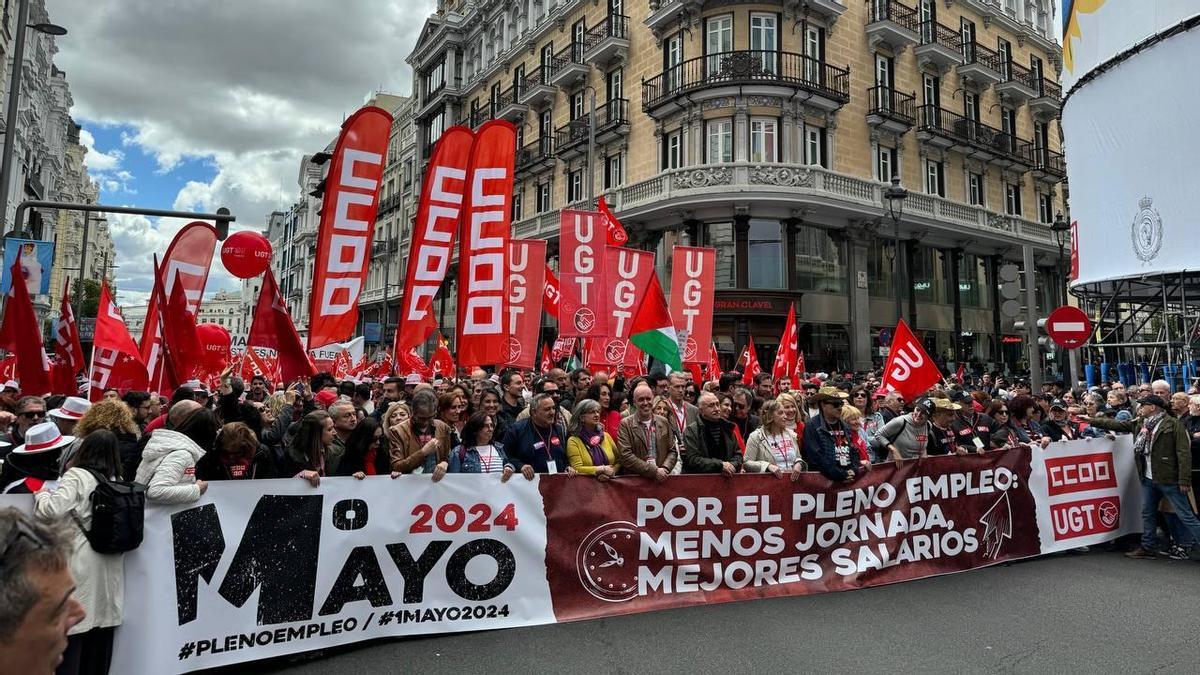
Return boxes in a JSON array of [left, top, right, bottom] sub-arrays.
[[407, 0, 1067, 372]]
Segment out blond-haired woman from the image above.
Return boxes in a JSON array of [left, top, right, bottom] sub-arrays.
[[776, 392, 804, 438], [841, 405, 875, 467], [64, 398, 141, 481], [744, 399, 805, 480]]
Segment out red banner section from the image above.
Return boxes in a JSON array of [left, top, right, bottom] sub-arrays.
[[307, 105, 393, 350], [558, 210, 606, 337], [669, 246, 715, 363], [88, 282, 148, 400], [457, 121, 515, 366], [396, 126, 474, 356], [881, 319, 942, 401], [542, 451, 1039, 621], [504, 240, 547, 369], [585, 247, 654, 367], [543, 265, 561, 318]]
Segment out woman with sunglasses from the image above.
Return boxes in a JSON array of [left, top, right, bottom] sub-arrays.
[[872, 396, 936, 467], [432, 412, 515, 481], [986, 400, 1027, 449], [848, 387, 873, 420]]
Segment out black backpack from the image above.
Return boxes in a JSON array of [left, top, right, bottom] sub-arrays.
[[73, 468, 146, 554]]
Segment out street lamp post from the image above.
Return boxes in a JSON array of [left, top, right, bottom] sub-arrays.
[[1051, 211, 1074, 385], [0, 0, 68, 232], [883, 175, 908, 325]]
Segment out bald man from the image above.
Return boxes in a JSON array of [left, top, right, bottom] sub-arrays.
[[682, 392, 741, 476]]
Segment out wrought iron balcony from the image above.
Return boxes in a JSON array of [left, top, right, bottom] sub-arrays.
[[454, 107, 489, 129], [643, 50, 850, 116], [995, 59, 1039, 103], [515, 136, 556, 174], [554, 98, 629, 159], [519, 66, 555, 107], [548, 42, 588, 88], [493, 84, 527, 122], [583, 13, 629, 65], [866, 86, 916, 134], [865, 0, 920, 51], [1029, 146, 1066, 182], [958, 40, 1004, 87], [917, 104, 1033, 169], [1029, 78, 1062, 117], [914, 19, 963, 71]]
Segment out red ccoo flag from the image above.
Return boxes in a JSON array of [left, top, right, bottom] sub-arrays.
[[0, 258, 50, 394], [247, 269, 315, 384], [880, 319, 942, 402], [772, 303, 798, 382], [740, 337, 761, 385], [88, 281, 148, 400]]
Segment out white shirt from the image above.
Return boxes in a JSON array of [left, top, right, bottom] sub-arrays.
[[476, 445, 500, 474]]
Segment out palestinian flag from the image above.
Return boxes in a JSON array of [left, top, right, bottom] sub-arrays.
[[630, 274, 682, 370]]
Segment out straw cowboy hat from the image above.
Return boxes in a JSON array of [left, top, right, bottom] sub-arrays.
[[812, 386, 850, 405]]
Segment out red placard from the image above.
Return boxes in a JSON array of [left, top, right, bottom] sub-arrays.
[[307, 105, 393, 350], [668, 246, 715, 363], [456, 121, 516, 366], [584, 247, 654, 367], [1046, 305, 1092, 349], [503, 239, 547, 369], [396, 126, 474, 355], [557, 210, 607, 337]]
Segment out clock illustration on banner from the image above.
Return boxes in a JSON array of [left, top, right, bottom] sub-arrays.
[[576, 521, 640, 602]]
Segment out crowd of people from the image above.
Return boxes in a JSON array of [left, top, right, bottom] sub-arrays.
[[1, 365, 1198, 674]]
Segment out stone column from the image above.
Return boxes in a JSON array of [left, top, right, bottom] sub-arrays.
[[734, 210, 750, 289], [845, 222, 877, 372], [734, 102, 749, 162], [950, 247, 964, 365]]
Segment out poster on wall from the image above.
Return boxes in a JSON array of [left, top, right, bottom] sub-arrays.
[[1, 238, 54, 295]]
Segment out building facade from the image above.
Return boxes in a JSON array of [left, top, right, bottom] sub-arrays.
[[407, 0, 1068, 373], [48, 120, 114, 319]]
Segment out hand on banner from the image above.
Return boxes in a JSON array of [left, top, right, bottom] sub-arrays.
[[790, 463, 804, 483], [521, 464, 535, 481], [432, 461, 449, 482], [352, 472, 366, 480], [721, 461, 736, 477], [1039, 437, 1052, 449], [594, 465, 615, 482], [501, 465, 515, 483], [843, 470, 856, 483], [298, 470, 320, 487], [197, 480, 208, 495], [654, 467, 669, 482], [389, 471, 402, 479], [767, 464, 782, 478]]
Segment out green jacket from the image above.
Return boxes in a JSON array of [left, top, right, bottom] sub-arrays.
[[1089, 414, 1191, 486]]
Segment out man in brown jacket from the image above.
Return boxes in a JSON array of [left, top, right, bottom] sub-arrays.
[[389, 389, 452, 474], [616, 382, 678, 481]]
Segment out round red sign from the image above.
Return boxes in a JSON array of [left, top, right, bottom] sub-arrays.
[[1046, 306, 1092, 349]]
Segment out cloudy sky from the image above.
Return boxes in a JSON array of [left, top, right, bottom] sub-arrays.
[[49, 0, 436, 307]]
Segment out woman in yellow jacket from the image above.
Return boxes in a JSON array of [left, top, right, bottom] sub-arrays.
[[566, 398, 620, 481]]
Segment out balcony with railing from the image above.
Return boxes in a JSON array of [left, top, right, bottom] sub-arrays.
[[1029, 146, 1066, 182], [914, 19, 963, 71], [548, 42, 588, 88], [865, 0, 920, 50], [917, 104, 1033, 169], [866, 86, 916, 134], [454, 107, 489, 129], [643, 50, 851, 117], [995, 59, 1039, 103], [515, 136, 556, 175], [519, 66, 555, 107], [583, 14, 629, 64], [1029, 77, 1062, 117], [493, 84, 527, 122], [554, 98, 630, 159], [958, 40, 1004, 87]]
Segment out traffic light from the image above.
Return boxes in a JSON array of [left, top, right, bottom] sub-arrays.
[[1013, 318, 1057, 350]]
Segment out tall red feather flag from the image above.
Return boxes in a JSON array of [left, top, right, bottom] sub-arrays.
[[248, 269, 315, 384], [87, 281, 148, 401], [54, 279, 84, 374], [139, 222, 218, 389], [597, 195, 629, 246], [0, 258, 50, 394], [456, 120, 515, 366], [740, 337, 762, 385], [307, 105, 393, 350], [772, 303, 798, 382], [396, 126, 475, 357]]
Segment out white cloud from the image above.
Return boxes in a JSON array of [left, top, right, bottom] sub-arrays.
[[79, 128, 124, 172], [47, 0, 436, 296]]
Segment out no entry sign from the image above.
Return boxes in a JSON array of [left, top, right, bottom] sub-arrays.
[[1046, 306, 1092, 349]]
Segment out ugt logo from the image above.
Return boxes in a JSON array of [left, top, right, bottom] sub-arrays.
[[888, 342, 924, 382]]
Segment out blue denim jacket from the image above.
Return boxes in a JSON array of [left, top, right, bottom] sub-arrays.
[[447, 443, 510, 474]]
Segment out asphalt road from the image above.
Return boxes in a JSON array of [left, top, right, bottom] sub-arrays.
[[217, 551, 1200, 674]]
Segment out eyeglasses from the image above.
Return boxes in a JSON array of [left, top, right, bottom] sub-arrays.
[[19, 410, 45, 420], [996, 409, 1009, 415], [0, 518, 48, 559]]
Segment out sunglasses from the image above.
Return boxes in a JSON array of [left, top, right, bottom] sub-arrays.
[[996, 409, 1009, 415], [19, 410, 45, 419], [826, 401, 844, 408]]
